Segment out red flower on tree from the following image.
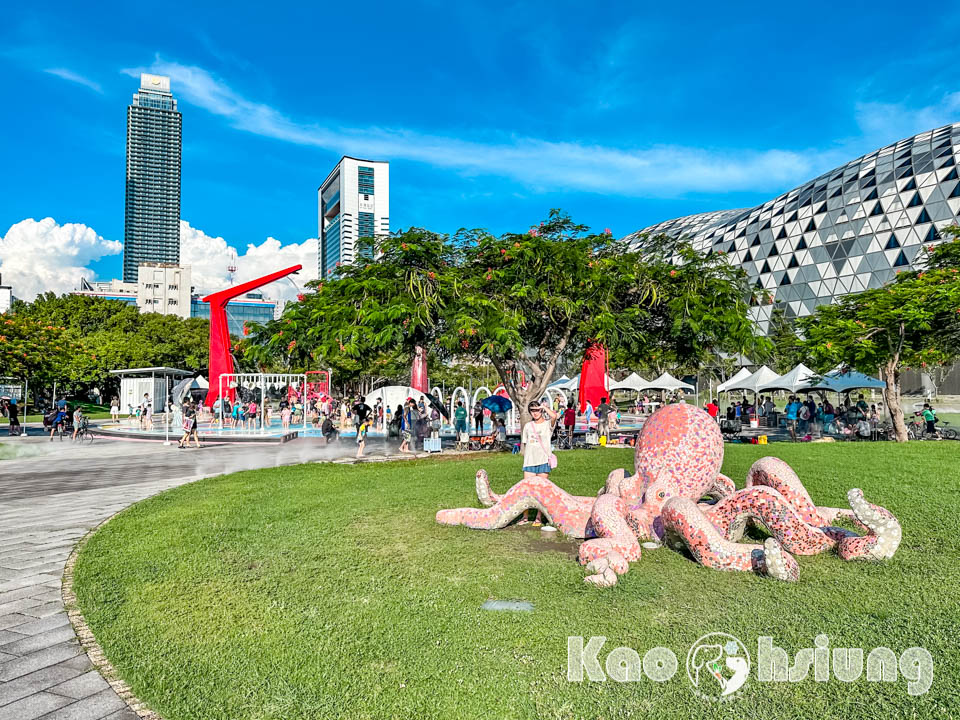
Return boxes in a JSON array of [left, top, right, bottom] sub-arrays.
[[297, 293, 305, 302]]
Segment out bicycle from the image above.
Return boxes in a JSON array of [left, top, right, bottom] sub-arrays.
[[73, 420, 95, 445], [936, 420, 957, 440]]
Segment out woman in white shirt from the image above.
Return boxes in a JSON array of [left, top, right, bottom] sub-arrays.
[[521, 401, 558, 480]]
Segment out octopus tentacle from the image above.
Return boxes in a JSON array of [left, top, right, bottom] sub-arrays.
[[436, 475, 594, 537], [702, 472, 736, 502], [746, 457, 827, 526], [578, 494, 641, 586], [661, 496, 799, 581], [705, 486, 835, 555], [837, 488, 902, 561], [475, 469, 502, 507]]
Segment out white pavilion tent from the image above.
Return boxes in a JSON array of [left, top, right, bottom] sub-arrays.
[[723, 365, 781, 395], [609, 372, 650, 392], [758, 363, 820, 393], [642, 372, 695, 392], [716, 367, 754, 393]]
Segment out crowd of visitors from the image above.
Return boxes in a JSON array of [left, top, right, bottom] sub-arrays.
[[702, 392, 902, 441]]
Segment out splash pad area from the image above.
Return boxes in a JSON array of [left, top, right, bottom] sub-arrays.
[[94, 414, 648, 444]]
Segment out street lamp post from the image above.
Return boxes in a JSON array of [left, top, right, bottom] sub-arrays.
[[163, 375, 172, 446]]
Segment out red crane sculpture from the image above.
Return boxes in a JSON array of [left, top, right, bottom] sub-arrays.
[[202, 264, 302, 408]]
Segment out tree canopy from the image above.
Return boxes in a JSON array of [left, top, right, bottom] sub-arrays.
[[798, 229, 960, 441], [246, 210, 766, 423], [5, 294, 209, 399]]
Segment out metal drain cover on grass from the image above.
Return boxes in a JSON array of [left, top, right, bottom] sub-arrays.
[[481, 600, 534, 612]]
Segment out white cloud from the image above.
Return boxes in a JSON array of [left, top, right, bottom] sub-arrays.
[[43, 68, 102, 93], [122, 58, 843, 197], [0, 217, 316, 304], [855, 92, 960, 149], [0, 217, 122, 302], [179, 220, 317, 301]]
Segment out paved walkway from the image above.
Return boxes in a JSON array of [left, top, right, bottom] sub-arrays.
[[0, 434, 433, 720]]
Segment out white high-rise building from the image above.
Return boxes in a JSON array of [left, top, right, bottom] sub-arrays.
[[318, 157, 389, 278], [136, 263, 191, 319]]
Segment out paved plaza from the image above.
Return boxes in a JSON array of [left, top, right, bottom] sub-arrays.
[[0, 432, 428, 719]]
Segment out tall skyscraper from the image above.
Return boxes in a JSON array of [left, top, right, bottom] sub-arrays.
[[318, 157, 389, 278], [124, 73, 182, 283]]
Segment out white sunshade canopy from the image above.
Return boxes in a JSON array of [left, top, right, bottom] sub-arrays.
[[642, 372, 695, 392], [716, 367, 754, 393], [758, 363, 820, 393], [722, 365, 781, 394], [609, 372, 650, 392]]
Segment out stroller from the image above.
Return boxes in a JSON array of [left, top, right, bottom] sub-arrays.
[[719, 418, 742, 439]]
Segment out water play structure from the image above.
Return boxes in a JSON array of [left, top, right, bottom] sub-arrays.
[[203, 264, 302, 408]]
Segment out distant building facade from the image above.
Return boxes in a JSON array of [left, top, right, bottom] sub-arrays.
[[0, 274, 13, 313], [75, 278, 137, 305], [624, 123, 960, 334], [124, 73, 182, 283], [136, 263, 191, 319], [318, 157, 389, 279], [190, 291, 277, 336]]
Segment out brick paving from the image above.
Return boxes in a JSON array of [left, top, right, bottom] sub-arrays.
[[0, 432, 447, 719]]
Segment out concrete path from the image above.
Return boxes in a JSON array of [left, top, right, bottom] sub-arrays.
[[0, 434, 434, 719]]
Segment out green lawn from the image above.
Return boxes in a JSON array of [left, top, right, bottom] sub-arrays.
[[74, 444, 958, 720]]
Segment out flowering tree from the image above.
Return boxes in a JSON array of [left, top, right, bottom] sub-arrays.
[[799, 232, 960, 442], [0, 314, 76, 385]]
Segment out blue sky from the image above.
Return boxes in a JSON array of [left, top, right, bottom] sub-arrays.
[[3, 1, 960, 292]]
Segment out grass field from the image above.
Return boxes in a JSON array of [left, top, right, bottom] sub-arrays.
[[74, 444, 958, 720]]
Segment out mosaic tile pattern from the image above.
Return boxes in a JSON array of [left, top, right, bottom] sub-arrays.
[[623, 123, 960, 332], [436, 404, 902, 585]]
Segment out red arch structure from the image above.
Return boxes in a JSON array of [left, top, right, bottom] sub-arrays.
[[202, 264, 302, 408]]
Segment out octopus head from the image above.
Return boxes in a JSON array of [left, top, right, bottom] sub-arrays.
[[634, 403, 723, 505]]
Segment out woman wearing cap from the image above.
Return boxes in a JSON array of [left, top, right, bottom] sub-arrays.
[[521, 401, 558, 480]]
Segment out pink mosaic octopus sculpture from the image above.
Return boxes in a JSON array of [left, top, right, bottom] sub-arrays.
[[436, 403, 901, 586]]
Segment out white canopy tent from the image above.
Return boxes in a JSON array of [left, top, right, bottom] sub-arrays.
[[723, 365, 781, 394], [642, 372, 695, 392], [716, 367, 754, 393], [547, 375, 570, 388], [758, 363, 820, 393], [609, 372, 651, 392]]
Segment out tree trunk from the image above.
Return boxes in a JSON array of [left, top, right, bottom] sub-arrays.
[[880, 360, 908, 442]]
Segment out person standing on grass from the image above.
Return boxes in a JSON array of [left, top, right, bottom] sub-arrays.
[[521, 401, 558, 480], [562, 401, 576, 446], [520, 401, 558, 524], [597, 397, 611, 439], [922, 404, 941, 439], [704, 398, 719, 421]]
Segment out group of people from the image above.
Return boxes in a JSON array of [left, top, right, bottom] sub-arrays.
[[704, 393, 887, 441]]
